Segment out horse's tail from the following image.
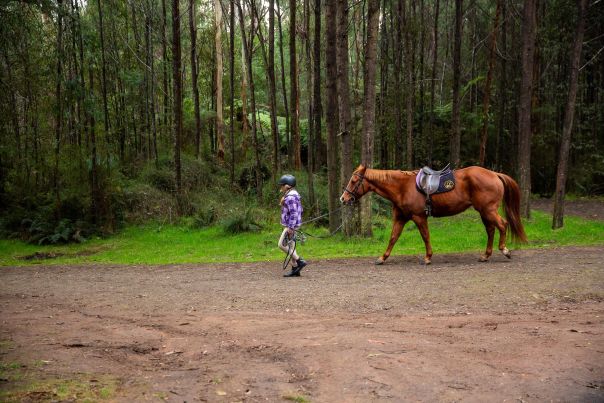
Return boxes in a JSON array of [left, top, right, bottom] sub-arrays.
[[497, 173, 528, 243]]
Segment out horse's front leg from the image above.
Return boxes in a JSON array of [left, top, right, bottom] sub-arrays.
[[376, 208, 408, 265], [412, 215, 433, 265]]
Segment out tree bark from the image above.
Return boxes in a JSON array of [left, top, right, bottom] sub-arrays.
[[360, 0, 381, 237], [428, 0, 439, 165], [450, 0, 462, 168], [304, 0, 316, 212], [237, 0, 263, 200], [161, 0, 170, 137], [552, 0, 588, 229], [337, 0, 359, 236], [54, 0, 64, 215], [229, 0, 236, 184], [313, 0, 322, 172], [96, 0, 110, 145], [190, 0, 202, 159], [478, 0, 502, 167], [215, 0, 225, 160], [172, 0, 183, 197], [269, 0, 281, 176], [325, 0, 340, 232], [403, 0, 415, 169], [518, 0, 538, 218], [290, 0, 302, 169], [276, 0, 290, 166]]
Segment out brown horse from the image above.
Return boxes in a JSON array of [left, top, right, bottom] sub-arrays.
[[340, 165, 527, 265]]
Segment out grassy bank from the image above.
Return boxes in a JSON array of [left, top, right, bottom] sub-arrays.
[[1, 209, 603, 267]]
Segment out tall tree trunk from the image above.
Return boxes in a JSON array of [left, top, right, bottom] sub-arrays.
[[428, 0, 439, 165], [518, 0, 538, 218], [478, 0, 502, 167], [149, 0, 159, 166], [450, 0, 462, 168], [190, 0, 202, 159], [337, 0, 358, 236], [88, 61, 99, 225], [304, 0, 316, 212], [495, 0, 507, 170], [394, 0, 404, 168], [276, 0, 290, 166], [54, 0, 64, 215], [215, 0, 225, 160], [360, 0, 380, 237], [229, 0, 236, 184], [313, 0, 322, 172], [266, 0, 280, 177], [162, 0, 169, 137], [552, 0, 588, 229], [237, 0, 263, 200], [325, 0, 340, 232], [96, 0, 110, 147], [403, 0, 415, 169], [172, 0, 183, 198], [290, 0, 302, 169]]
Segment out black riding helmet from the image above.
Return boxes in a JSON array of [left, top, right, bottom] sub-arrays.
[[278, 174, 296, 187]]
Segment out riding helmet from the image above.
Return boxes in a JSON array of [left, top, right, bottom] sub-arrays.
[[278, 174, 296, 187]]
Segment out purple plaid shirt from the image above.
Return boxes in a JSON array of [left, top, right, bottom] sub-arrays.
[[281, 190, 303, 229]]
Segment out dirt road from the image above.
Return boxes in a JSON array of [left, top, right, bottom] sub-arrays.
[[1, 245, 603, 402]]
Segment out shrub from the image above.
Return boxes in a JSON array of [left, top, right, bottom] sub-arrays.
[[222, 209, 262, 234]]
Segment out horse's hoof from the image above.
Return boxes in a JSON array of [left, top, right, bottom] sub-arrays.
[[424, 258, 432, 265], [502, 248, 512, 259], [375, 258, 385, 265], [479, 255, 490, 262]]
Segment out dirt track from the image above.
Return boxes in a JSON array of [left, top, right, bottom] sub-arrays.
[[1, 245, 603, 402]]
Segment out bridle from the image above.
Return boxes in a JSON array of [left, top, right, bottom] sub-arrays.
[[342, 172, 366, 204]]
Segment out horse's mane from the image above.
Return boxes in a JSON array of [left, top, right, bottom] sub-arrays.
[[358, 167, 419, 183]]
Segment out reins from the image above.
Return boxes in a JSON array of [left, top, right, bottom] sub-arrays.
[[281, 205, 349, 270]]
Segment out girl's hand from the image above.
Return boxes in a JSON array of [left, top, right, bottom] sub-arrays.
[[287, 228, 295, 237]]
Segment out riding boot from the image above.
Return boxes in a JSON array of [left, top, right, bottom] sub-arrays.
[[283, 266, 301, 277]]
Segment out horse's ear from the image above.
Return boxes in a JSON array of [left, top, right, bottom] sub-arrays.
[[357, 164, 367, 173]]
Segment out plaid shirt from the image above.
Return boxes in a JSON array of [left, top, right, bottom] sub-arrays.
[[281, 189, 303, 229]]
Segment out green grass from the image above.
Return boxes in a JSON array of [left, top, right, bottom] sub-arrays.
[[1, 209, 603, 267]]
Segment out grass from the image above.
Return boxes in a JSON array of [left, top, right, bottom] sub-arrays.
[[0, 209, 602, 267], [0, 360, 118, 402]]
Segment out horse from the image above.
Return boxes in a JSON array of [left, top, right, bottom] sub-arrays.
[[340, 165, 527, 265]]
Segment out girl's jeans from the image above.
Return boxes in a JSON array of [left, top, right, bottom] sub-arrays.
[[278, 227, 299, 266]]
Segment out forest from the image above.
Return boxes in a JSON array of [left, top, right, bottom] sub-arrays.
[[0, 0, 602, 244]]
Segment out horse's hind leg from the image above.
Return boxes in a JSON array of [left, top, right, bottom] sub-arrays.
[[412, 215, 433, 265], [479, 213, 497, 262], [496, 215, 511, 258], [376, 207, 408, 265]]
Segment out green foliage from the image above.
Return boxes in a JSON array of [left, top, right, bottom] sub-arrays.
[[222, 208, 263, 234]]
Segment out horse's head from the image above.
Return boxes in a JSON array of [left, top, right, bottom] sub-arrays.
[[340, 165, 368, 205]]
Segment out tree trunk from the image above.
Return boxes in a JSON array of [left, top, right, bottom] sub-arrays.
[[290, 0, 302, 169], [269, 0, 281, 177], [237, 0, 263, 201], [215, 0, 225, 160], [54, 0, 64, 215], [518, 0, 538, 218], [304, 0, 316, 212], [229, 0, 236, 184], [325, 0, 340, 232], [360, 0, 381, 237], [403, 0, 415, 169], [337, 0, 359, 236], [161, 0, 169, 137], [478, 0, 502, 167], [552, 0, 588, 229], [96, 0, 110, 145], [394, 0, 404, 168], [190, 0, 202, 159], [450, 0, 462, 168], [276, 0, 290, 166], [313, 0, 322, 172], [428, 0, 439, 165], [172, 0, 183, 198]]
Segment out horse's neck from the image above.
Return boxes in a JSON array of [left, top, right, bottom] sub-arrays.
[[366, 169, 410, 199]]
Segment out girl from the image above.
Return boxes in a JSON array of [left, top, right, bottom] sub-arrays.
[[278, 174, 307, 277]]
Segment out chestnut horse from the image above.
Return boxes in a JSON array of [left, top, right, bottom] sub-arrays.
[[340, 165, 527, 265]]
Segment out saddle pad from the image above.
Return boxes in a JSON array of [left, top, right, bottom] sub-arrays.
[[416, 169, 456, 195]]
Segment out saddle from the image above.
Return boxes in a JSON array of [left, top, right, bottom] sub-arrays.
[[415, 164, 456, 216]]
